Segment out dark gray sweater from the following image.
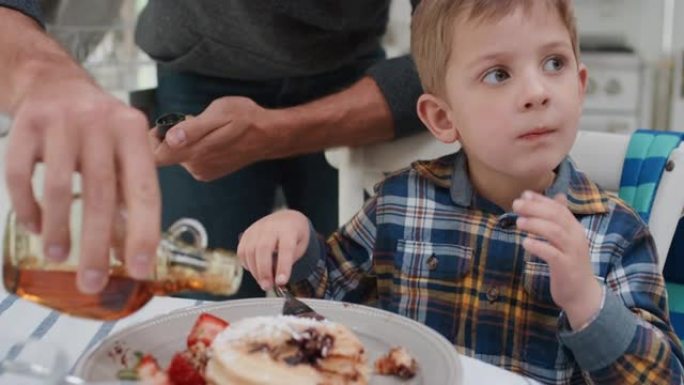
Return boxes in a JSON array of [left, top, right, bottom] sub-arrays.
[[1, 0, 423, 137]]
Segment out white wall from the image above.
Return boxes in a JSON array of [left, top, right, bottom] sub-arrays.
[[383, 0, 412, 58], [668, 1, 684, 132]]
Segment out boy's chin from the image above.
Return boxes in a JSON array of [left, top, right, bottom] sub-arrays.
[[510, 154, 566, 178]]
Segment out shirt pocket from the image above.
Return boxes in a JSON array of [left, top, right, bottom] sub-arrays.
[[392, 240, 473, 343], [395, 240, 473, 281]]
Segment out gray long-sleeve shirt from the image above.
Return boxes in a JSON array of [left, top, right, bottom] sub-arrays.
[[1, 0, 424, 137]]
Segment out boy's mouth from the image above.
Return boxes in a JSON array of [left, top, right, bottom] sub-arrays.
[[518, 127, 555, 140]]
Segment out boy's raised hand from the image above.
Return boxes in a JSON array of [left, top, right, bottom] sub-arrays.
[[513, 191, 603, 329], [237, 210, 311, 291]]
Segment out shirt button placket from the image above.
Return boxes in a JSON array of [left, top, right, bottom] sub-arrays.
[[499, 215, 517, 229], [486, 286, 500, 304], [427, 254, 439, 271]]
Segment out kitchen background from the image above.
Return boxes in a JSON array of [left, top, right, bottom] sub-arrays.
[[1, 0, 684, 202]]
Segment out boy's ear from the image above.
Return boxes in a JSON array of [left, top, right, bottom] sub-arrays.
[[577, 63, 588, 100], [417, 93, 459, 143]]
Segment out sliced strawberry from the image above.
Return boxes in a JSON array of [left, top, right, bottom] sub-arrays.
[[186, 313, 229, 349], [137, 354, 162, 378], [136, 355, 171, 385], [167, 352, 205, 385]]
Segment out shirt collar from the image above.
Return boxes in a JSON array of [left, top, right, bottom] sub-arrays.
[[411, 150, 609, 215]]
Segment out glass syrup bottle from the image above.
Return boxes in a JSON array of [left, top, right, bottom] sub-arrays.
[[2, 196, 243, 320]]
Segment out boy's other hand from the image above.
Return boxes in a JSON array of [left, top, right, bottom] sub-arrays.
[[513, 191, 603, 329], [237, 210, 310, 291]]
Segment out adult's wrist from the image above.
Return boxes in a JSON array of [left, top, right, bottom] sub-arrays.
[[266, 76, 394, 159], [266, 104, 333, 159], [2, 6, 88, 112], [10, 58, 95, 109]]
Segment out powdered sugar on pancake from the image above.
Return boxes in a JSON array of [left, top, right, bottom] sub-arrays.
[[212, 315, 330, 347]]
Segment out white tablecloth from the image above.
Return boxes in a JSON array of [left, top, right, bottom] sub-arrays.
[[0, 289, 540, 385]]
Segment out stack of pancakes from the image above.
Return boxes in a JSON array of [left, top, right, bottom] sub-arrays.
[[206, 315, 368, 385]]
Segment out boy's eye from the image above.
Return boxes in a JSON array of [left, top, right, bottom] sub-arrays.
[[483, 69, 510, 85], [543, 57, 565, 72]]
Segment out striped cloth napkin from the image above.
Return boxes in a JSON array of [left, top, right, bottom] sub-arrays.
[[0, 287, 202, 384]]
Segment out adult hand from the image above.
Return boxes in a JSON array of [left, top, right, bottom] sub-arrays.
[[513, 191, 603, 329], [6, 75, 160, 294], [236, 209, 310, 291], [152, 96, 279, 181]]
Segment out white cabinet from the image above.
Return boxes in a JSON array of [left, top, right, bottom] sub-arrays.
[[574, 0, 674, 132], [581, 52, 643, 134]]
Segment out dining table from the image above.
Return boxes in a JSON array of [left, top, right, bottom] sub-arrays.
[[0, 284, 544, 385]]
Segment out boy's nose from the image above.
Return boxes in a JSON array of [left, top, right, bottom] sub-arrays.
[[523, 94, 549, 110], [520, 78, 550, 111]]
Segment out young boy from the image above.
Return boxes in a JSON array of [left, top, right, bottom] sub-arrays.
[[236, 0, 684, 383]]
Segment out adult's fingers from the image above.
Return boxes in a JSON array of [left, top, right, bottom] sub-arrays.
[[147, 127, 162, 153], [152, 139, 187, 167], [115, 110, 161, 280], [165, 113, 223, 149], [41, 115, 77, 262], [77, 120, 116, 294], [5, 114, 41, 234]]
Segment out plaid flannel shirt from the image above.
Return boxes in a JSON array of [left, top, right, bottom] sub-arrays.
[[291, 151, 684, 384]]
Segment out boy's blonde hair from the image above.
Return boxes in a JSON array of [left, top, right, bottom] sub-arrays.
[[411, 0, 578, 96]]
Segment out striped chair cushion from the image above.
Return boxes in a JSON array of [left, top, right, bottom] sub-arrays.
[[619, 130, 684, 222]]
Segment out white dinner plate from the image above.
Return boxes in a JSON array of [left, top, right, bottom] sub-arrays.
[[74, 298, 462, 384]]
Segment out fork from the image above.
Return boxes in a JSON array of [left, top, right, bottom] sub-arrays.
[[273, 286, 325, 320]]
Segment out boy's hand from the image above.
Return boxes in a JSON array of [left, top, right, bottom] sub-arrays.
[[237, 210, 310, 291], [513, 191, 603, 329]]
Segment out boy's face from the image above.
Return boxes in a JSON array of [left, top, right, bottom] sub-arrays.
[[421, 2, 587, 180]]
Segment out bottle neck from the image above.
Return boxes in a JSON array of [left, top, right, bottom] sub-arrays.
[[155, 238, 243, 296]]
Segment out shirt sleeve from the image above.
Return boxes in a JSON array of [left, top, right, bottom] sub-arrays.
[[289, 194, 379, 305], [364, 0, 425, 139], [560, 223, 684, 384], [0, 0, 44, 27], [366, 55, 426, 139]]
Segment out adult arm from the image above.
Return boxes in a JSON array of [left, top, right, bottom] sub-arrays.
[[152, 56, 425, 181], [0, 6, 160, 294]]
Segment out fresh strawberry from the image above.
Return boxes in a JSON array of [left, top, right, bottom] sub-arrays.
[[186, 313, 229, 349], [136, 354, 171, 385], [167, 352, 205, 385], [136, 355, 162, 378]]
